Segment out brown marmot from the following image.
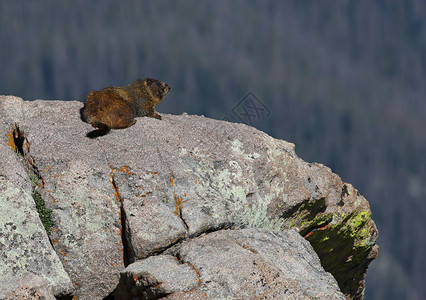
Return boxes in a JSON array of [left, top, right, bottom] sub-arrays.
[[82, 78, 170, 138]]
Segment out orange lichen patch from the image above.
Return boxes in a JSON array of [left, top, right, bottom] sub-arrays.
[[6, 124, 42, 187], [188, 263, 201, 281], [320, 222, 331, 231], [74, 283, 81, 286], [38, 177, 45, 188], [26, 155, 35, 166], [6, 124, 19, 152], [110, 168, 122, 203], [174, 192, 188, 216], [181, 262, 203, 293], [133, 275, 138, 282], [174, 194, 181, 215], [40, 166, 53, 172], [24, 139, 30, 152], [242, 245, 258, 254], [49, 193, 56, 203], [113, 185, 122, 203], [119, 166, 129, 173], [153, 283, 162, 289], [303, 222, 331, 239], [170, 174, 174, 186], [136, 191, 152, 198], [119, 166, 135, 175], [150, 171, 158, 175], [165, 235, 182, 247], [304, 232, 313, 238], [7, 125, 34, 163]]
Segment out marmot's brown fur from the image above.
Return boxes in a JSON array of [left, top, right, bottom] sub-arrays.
[[82, 78, 170, 138]]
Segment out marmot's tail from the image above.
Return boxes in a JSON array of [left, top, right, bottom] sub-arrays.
[[86, 122, 111, 139]]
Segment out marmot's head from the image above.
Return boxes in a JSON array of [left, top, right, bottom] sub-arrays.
[[142, 78, 170, 103]]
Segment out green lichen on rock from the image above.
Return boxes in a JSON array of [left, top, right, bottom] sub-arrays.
[[304, 210, 376, 298], [8, 133, 54, 236], [284, 197, 330, 234], [28, 170, 54, 235], [284, 195, 376, 298], [237, 198, 284, 230], [32, 189, 54, 235]]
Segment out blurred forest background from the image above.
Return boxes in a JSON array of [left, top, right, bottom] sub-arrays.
[[1, 1, 425, 299]]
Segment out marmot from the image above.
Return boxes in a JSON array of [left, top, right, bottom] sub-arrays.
[[82, 78, 170, 138]]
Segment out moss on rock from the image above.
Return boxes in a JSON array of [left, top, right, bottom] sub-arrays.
[[288, 205, 376, 299], [32, 190, 54, 235]]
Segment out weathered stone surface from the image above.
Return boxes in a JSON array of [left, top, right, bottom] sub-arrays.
[[0, 274, 56, 300], [0, 96, 378, 299], [1, 97, 123, 299], [0, 137, 73, 296], [116, 228, 345, 299], [40, 158, 124, 299], [115, 255, 200, 299]]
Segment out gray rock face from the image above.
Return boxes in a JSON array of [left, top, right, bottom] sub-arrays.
[[0, 274, 56, 300], [0, 118, 73, 297], [117, 228, 345, 299], [115, 254, 201, 299], [0, 97, 124, 299], [0, 175, 72, 295], [0, 96, 378, 299]]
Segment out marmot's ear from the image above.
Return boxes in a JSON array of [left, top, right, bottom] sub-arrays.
[[145, 78, 154, 85]]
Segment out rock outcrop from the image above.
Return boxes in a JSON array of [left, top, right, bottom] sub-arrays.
[[0, 96, 378, 299]]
